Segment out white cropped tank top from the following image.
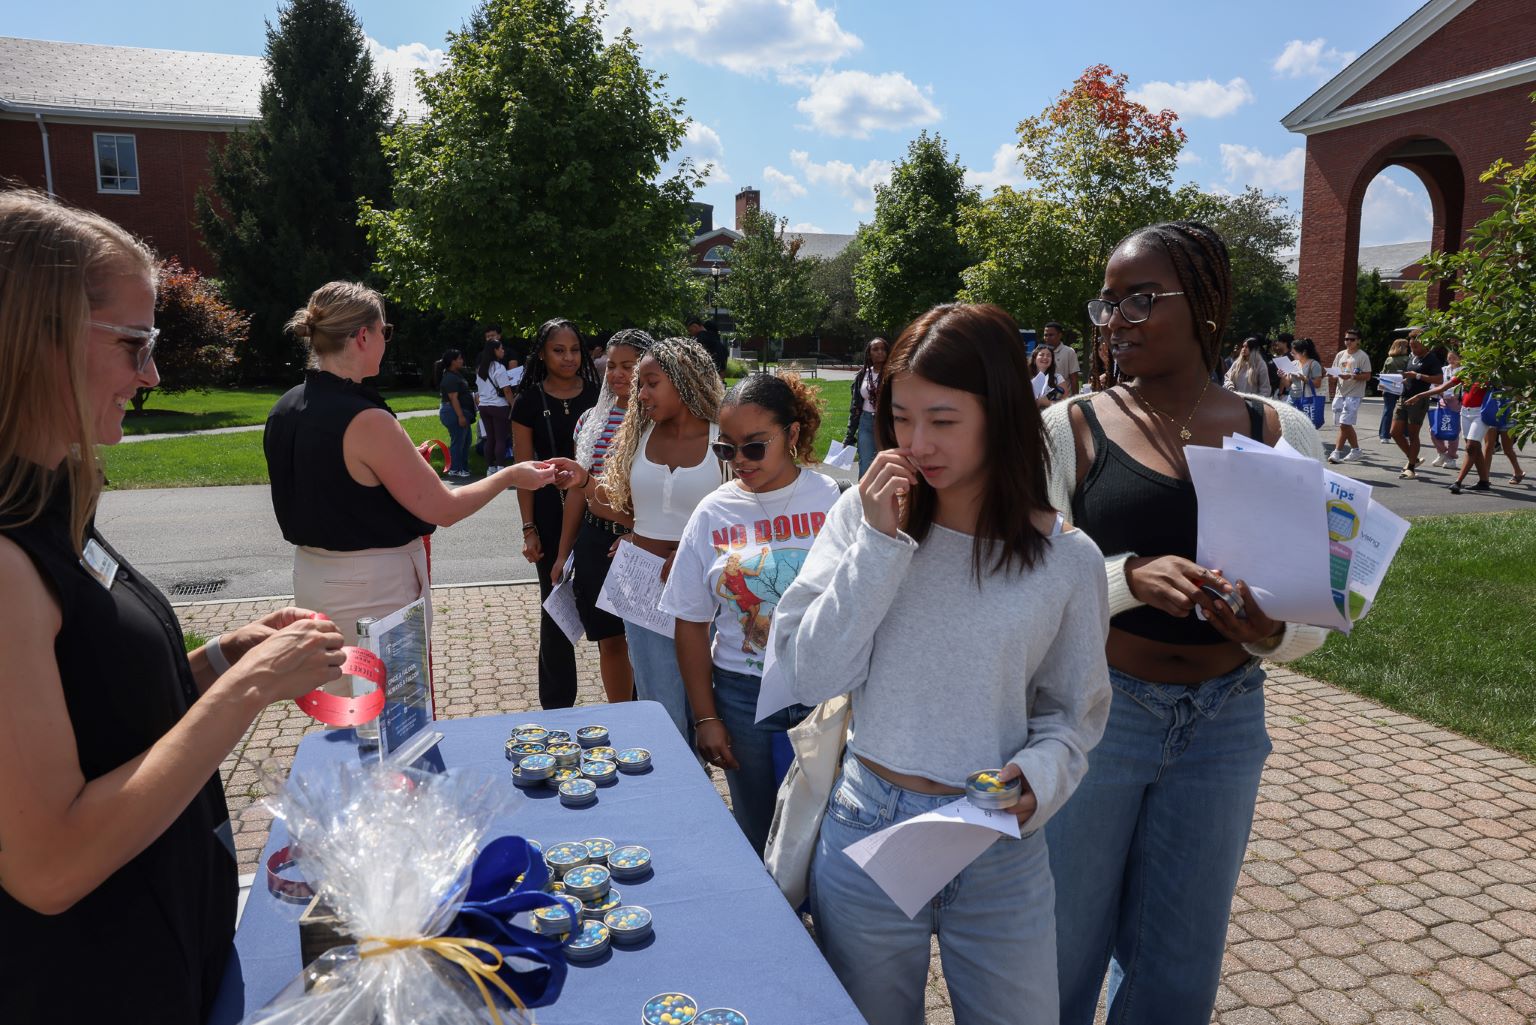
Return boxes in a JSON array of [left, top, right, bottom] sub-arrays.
[[630, 422, 724, 541]]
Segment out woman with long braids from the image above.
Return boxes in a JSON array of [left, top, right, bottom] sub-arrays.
[[510, 318, 601, 709], [600, 337, 725, 740], [551, 329, 652, 703], [1042, 221, 1328, 1024], [842, 337, 888, 479]]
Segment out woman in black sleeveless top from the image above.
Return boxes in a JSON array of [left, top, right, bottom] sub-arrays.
[[1039, 222, 1329, 1025], [0, 192, 348, 1024]]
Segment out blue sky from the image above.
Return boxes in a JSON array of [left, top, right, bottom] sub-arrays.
[[11, 0, 1435, 247]]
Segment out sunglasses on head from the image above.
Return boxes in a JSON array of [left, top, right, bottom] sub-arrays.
[[711, 431, 783, 462]]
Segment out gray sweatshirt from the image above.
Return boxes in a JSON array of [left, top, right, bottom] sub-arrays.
[[772, 488, 1112, 832]]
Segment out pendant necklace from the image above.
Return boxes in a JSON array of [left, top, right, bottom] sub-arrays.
[[1131, 377, 1210, 442]]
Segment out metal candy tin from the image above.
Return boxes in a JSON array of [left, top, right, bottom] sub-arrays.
[[582, 837, 617, 864], [581, 886, 622, 919], [615, 747, 653, 773], [531, 895, 580, 937], [576, 725, 610, 748], [560, 777, 599, 808], [546, 742, 584, 768], [695, 1011, 748, 1025], [562, 863, 611, 901], [586, 745, 618, 762], [581, 759, 619, 786], [505, 739, 546, 761], [964, 769, 1021, 811], [543, 878, 566, 895], [513, 727, 549, 745], [543, 841, 590, 876], [510, 765, 547, 790], [642, 992, 698, 1025], [519, 753, 557, 780], [544, 729, 573, 743], [607, 845, 653, 880], [563, 919, 610, 962], [551, 767, 583, 785], [604, 905, 653, 945]]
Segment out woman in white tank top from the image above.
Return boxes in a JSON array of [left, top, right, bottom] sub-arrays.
[[598, 337, 725, 739]]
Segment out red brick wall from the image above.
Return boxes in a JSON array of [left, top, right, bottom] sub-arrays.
[[1295, 81, 1535, 361], [1345, 0, 1536, 106], [0, 118, 229, 274]]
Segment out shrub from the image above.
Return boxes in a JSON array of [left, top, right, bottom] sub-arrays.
[[138, 259, 248, 411]]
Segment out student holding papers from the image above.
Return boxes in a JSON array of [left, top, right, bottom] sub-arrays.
[[1377, 336, 1410, 442], [1041, 221, 1328, 1025], [773, 303, 1111, 1025]]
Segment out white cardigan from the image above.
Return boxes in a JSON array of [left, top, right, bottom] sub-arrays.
[[1041, 393, 1329, 664]]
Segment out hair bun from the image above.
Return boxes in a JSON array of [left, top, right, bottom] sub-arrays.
[[291, 319, 312, 339]]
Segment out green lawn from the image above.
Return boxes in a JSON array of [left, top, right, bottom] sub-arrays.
[[1294, 510, 1536, 761], [123, 387, 439, 435], [103, 379, 852, 489]]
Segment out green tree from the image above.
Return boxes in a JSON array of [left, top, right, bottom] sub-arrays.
[[1177, 185, 1297, 338], [1354, 269, 1409, 372], [1420, 102, 1536, 440], [960, 64, 1186, 330], [853, 132, 978, 335], [717, 209, 824, 360], [808, 238, 875, 358], [133, 259, 247, 412], [360, 0, 699, 337], [197, 0, 393, 380]]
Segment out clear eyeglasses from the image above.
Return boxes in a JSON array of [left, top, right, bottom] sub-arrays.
[[1085, 291, 1185, 327], [91, 321, 160, 372]]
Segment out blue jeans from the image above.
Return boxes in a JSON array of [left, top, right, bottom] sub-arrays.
[[855, 410, 877, 480], [810, 754, 1059, 1025], [625, 621, 691, 742], [1046, 659, 1271, 1025], [713, 666, 813, 856], [1378, 392, 1398, 440], [439, 405, 470, 474]]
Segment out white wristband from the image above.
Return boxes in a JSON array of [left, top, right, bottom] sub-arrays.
[[203, 634, 233, 677]]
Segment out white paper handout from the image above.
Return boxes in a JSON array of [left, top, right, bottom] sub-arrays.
[[1377, 373, 1404, 395], [1347, 501, 1410, 619], [824, 440, 857, 471], [754, 619, 797, 723], [542, 554, 584, 645], [595, 540, 675, 638], [1271, 355, 1301, 376], [843, 798, 1021, 919]]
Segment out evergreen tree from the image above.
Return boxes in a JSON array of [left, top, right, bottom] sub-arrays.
[[716, 209, 824, 361], [1354, 269, 1409, 372], [197, 0, 393, 380]]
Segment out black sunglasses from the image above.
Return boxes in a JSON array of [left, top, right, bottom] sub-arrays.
[[712, 431, 783, 462]]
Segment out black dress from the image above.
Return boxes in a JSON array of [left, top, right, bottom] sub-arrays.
[[0, 469, 237, 1025]]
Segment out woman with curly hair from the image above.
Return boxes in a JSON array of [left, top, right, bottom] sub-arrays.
[[600, 337, 725, 739]]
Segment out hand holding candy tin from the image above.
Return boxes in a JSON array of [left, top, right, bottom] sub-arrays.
[[966, 765, 1038, 824]]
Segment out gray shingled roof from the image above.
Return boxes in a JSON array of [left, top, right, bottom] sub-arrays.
[[1282, 240, 1429, 280], [0, 36, 423, 124], [789, 232, 856, 260]]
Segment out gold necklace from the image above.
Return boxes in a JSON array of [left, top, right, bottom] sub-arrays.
[[1131, 377, 1211, 442]]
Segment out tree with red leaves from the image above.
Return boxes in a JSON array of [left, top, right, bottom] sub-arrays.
[[132, 259, 248, 412]]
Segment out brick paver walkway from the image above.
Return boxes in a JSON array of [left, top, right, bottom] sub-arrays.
[[180, 585, 1536, 1024]]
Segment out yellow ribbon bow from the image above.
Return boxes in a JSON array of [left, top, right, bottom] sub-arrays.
[[359, 935, 530, 1025]]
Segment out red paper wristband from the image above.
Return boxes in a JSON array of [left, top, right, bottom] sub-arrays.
[[294, 645, 386, 727]]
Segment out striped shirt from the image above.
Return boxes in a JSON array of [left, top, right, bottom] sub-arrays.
[[576, 406, 628, 475]]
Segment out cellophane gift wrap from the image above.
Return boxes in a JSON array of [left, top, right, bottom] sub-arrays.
[[241, 762, 570, 1025]]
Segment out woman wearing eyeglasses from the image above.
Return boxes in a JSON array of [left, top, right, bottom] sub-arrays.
[[265, 282, 577, 649], [1041, 222, 1327, 1025], [659, 372, 841, 855]]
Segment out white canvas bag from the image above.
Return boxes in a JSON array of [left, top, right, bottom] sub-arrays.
[[762, 694, 851, 908]]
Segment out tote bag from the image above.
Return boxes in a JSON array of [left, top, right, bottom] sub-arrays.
[[1481, 391, 1514, 430], [1430, 405, 1461, 440], [1292, 378, 1326, 428], [763, 694, 851, 909]]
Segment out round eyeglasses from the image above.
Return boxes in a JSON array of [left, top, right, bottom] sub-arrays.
[[1085, 291, 1185, 327], [91, 320, 160, 372]]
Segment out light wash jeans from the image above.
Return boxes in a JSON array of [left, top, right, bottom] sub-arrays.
[[855, 410, 877, 480], [1046, 659, 1271, 1025], [810, 754, 1059, 1025], [713, 666, 813, 856], [624, 621, 691, 742]]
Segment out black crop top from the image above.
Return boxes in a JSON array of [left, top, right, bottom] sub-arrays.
[[1070, 398, 1266, 645], [0, 469, 236, 1024], [264, 371, 435, 551]]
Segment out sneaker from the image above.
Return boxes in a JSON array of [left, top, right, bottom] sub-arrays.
[[1443, 459, 1459, 470], [1340, 448, 1360, 462], [1430, 455, 1446, 467], [1379, 437, 1394, 444], [1449, 482, 1463, 494], [1328, 450, 1342, 464], [1472, 480, 1492, 491]]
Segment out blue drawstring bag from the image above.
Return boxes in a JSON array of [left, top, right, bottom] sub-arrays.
[[1292, 379, 1326, 428]]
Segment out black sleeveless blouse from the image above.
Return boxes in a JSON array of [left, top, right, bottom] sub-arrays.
[[0, 469, 236, 1025]]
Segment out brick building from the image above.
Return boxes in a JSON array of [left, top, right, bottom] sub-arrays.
[[1283, 0, 1536, 360], [0, 36, 420, 274]]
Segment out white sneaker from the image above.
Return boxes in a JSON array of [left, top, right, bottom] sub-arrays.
[[1430, 455, 1446, 467], [1328, 451, 1342, 464], [1379, 438, 1394, 444], [1340, 448, 1360, 462], [1443, 459, 1459, 470]]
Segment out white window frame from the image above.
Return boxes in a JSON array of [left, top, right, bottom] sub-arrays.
[[93, 133, 141, 195]]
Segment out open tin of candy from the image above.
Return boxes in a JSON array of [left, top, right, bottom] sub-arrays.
[[964, 769, 1021, 811]]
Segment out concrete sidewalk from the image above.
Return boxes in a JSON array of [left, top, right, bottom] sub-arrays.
[[182, 585, 1536, 1024]]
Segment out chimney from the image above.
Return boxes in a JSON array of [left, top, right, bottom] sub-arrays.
[[735, 186, 760, 231]]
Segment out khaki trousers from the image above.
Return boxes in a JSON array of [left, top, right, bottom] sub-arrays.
[[292, 538, 431, 647]]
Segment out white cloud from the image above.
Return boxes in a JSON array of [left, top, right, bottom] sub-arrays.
[[606, 0, 860, 75], [790, 149, 893, 213], [763, 164, 806, 199], [676, 122, 731, 184], [366, 37, 446, 78], [1272, 38, 1356, 81], [787, 221, 826, 234], [1220, 144, 1305, 191], [966, 143, 1027, 193], [1127, 77, 1254, 119], [1360, 172, 1432, 246], [793, 70, 939, 138]]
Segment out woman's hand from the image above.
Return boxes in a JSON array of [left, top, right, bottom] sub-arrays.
[[544, 457, 586, 491], [1204, 579, 1283, 647], [1125, 555, 1223, 617], [860, 449, 917, 538], [217, 606, 326, 664], [522, 529, 543, 564], [228, 618, 345, 703], [695, 720, 739, 771], [502, 460, 558, 491], [551, 548, 572, 584], [995, 763, 1039, 827], [1404, 393, 1425, 406]]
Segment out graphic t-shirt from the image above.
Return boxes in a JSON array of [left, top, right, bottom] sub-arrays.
[[1331, 348, 1371, 399], [660, 470, 841, 675]]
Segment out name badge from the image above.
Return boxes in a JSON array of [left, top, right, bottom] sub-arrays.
[[80, 539, 119, 590]]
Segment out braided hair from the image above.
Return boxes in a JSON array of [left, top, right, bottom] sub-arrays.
[[1115, 220, 1232, 372], [601, 337, 724, 515], [574, 328, 654, 471], [516, 317, 601, 397]]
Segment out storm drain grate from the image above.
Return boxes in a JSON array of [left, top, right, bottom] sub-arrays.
[[170, 579, 227, 597]]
